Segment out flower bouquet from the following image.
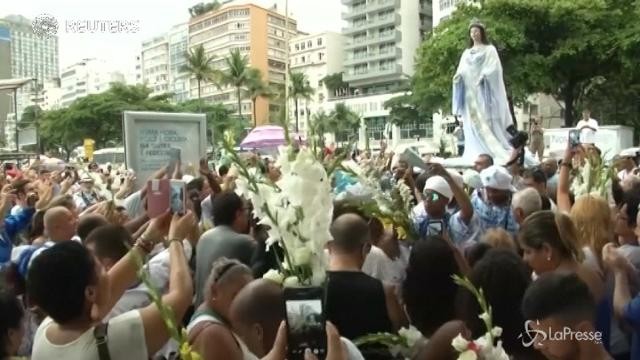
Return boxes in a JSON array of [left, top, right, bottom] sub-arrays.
[[354, 325, 425, 359], [223, 131, 334, 286], [451, 275, 509, 360], [340, 160, 417, 241], [570, 151, 615, 199]]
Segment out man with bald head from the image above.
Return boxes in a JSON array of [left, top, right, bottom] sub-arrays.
[[229, 279, 364, 359], [325, 213, 407, 350], [28, 206, 78, 268]]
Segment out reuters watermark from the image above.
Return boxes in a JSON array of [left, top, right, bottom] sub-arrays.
[[518, 320, 603, 347], [32, 13, 139, 38]]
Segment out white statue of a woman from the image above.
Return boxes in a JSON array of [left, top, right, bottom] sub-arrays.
[[451, 20, 536, 166]]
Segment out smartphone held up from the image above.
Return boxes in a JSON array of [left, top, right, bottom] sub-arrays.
[[146, 179, 187, 217], [284, 287, 327, 360]]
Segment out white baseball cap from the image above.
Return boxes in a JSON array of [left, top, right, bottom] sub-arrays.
[[447, 169, 464, 189], [424, 176, 453, 203], [480, 165, 517, 192], [463, 169, 482, 189]]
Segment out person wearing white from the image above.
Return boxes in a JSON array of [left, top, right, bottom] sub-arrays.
[[575, 109, 599, 145], [29, 213, 196, 360], [362, 238, 411, 288], [617, 148, 637, 182]]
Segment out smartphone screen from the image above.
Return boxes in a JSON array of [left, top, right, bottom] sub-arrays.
[[169, 148, 182, 167], [170, 180, 186, 214], [427, 219, 444, 236], [284, 288, 327, 360], [568, 129, 580, 148]]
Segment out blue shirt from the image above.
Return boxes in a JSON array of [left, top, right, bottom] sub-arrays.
[[623, 295, 640, 359], [0, 207, 36, 264], [411, 203, 479, 246], [470, 192, 518, 236]]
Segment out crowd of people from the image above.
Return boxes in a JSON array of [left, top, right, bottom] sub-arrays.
[[0, 137, 639, 360]]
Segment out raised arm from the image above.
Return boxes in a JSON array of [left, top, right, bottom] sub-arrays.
[[557, 144, 574, 213], [139, 212, 196, 354]]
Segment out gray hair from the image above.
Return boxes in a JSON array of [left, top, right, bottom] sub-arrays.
[[512, 188, 542, 219]]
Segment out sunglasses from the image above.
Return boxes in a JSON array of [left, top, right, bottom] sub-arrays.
[[423, 191, 441, 202]]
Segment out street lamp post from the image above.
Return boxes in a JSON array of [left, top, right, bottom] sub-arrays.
[[13, 88, 18, 152]]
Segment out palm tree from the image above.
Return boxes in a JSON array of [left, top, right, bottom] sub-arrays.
[[309, 110, 332, 147], [330, 102, 360, 143], [289, 72, 314, 133], [181, 45, 217, 111], [219, 49, 251, 123], [245, 68, 272, 127]]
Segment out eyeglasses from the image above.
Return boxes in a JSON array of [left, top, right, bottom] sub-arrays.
[[423, 191, 441, 202]]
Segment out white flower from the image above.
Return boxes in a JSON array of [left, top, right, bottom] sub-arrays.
[[398, 325, 423, 348], [293, 246, 312, 266], [478, 312, 491, 325], [458, 349, 478, 360], [283, 276, 300, 288], [262, 269, 284, 285], [451, 334, 469, 352], [491, 326, 503, 338]]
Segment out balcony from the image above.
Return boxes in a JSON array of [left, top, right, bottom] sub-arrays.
[[367, 0, 399, 13], [366, 12, 400, 29], [344, 63, 402, 83], [342, 0, 399, 19], [344, 46, 402, 66], [342, 4, 368, 19], [344, 29, 401, 49]]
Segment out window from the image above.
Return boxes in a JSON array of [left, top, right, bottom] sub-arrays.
[[307, 40, 312, 48], [317, 38, 323, 46], [318, 52, 324, 61], [295, 44, 300, 51], [301, 56, 305, 63], [301, 42, 306, 50], [318, 80, 323, 87]]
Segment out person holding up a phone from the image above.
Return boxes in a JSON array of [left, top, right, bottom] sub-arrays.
[[411, 164, 477, 247]]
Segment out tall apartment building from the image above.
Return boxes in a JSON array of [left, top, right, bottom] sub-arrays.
[[289, 32, 344, 132], [141, 35, 170, 97], [0, 15, 59, 148], [168, 23, 190, 103], [342, 0, 431, 94], [188, 2, 297, 126], [325, 0, 432, 149], [41, 77, 63, 110], [59, 58, 125, 108]]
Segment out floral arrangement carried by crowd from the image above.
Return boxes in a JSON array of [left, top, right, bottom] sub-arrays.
[[570, 150, 615, 199], [224, 132, 334, 286], [451, 275, 509, 360], [354, 325, 424, 359], [340, 160, 417, 241]]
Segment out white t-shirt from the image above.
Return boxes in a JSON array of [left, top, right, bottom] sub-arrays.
[[362, 245, 410, 288], [32, 311, 148, 360]]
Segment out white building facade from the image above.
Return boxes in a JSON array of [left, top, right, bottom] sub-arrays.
[[325, 0, 433, 150], [289, 31, 344, 133], [59, 58, 125, 108], [141, 35, 170, 97], [168, 23, 190, 103]]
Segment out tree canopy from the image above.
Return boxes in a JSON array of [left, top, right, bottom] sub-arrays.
[[413, 0, 640, 127], [36, 83, 240, 159]]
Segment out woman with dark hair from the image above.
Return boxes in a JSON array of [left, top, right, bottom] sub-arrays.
[[457, 249, 544, 359], [402, 236, 462, 337], [451, 19, 536, 167], [0, 290, 25, 359]]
